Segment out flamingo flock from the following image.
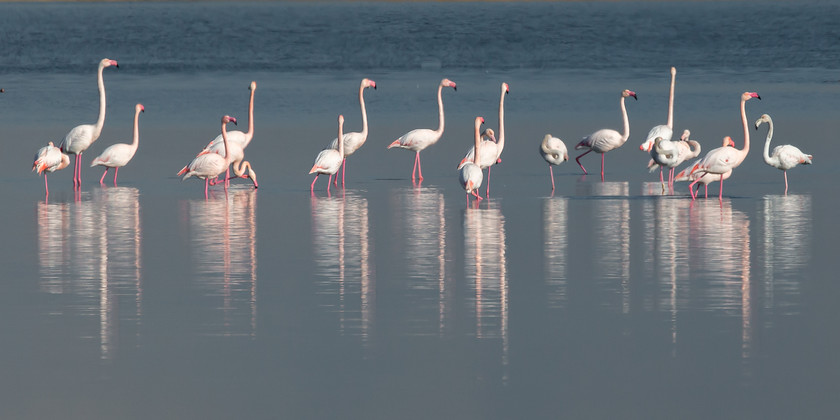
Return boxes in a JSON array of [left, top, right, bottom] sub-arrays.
[[30, 60, 814, 202]]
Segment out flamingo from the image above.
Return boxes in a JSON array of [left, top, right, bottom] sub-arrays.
[[310, 115, 345, 194], [647, 129, 702, 191], [679, 92, 760, 201], [575, 89, 637, 180], [755, 114, 813, 194], [539, 134, 569, 190], [90, 104, 144, 185], [327, 78, 376, 187], [673, 136, 735, 198], [457, 82, 509, 195], [32, 142, 70, 197], [59, 58, 118, 188], [182, 116, 237, 197], [177, 81, 258, 188], [459, 117, 485, 205], [387, 78, 457, 182], [640, 67, 676, 153]]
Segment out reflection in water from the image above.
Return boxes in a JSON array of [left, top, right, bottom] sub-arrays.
[[310, 191, 375, 344], [688, 200, 752, 358], [37, 187, 142, 360], [584, 182, 631, 312], [463, 204, 508, 380], [761, 195, 809, 315], [187, 189, 258, 337], [392, 187, 449, 336], [542, 197, 568, 309]]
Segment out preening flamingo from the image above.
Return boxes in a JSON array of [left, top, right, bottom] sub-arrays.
[[755, 113, 812, 194], [575, 89, 637, 180], [327, 78, 376, 186], [648, 129, 701, 191], [33, 142, 70, 197], [182, 116, 237, 197], [674, 136, 735, 198], [90, 104, 144, 185], [457, 82, 509, 195], [177, 81, 258, 188], [539, 134, 569, 190], [459, 117, 485, 205], [679, 92, 760, 200], [310, 115, 345, 194], [387, 78, 457, 182], [59, 58, 118, 188]]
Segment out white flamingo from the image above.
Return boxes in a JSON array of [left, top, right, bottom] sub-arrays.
[[678, 92, 760, 200], [459, 117, 485, 205], [32, 142, 70, 197], [639, 67, 676, 153], [674, 136, 735, 198], [387, 78, 457, 182], [755, 113, 813, 194], [540, 134, 569, 191], [59, 58, 118, 188], [327, 78, 377, 186], [310, 115, 345, 194], [457, 82, 509, 195], [182, 116, 237, 197], [90, 104, 144, 185], [648, 129, 701, 191], [177, 81, 258, 188], [575, 89, 637, 180]]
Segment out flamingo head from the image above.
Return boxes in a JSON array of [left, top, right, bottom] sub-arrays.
[[670, 66, 676, 76], [723, 136, 735, 147], [743, 92, 761, 101], [482, 128, 496, 143], [362, 78, 377, 90], [502, 82, 509, 94], [101, 58, 118, 69], [623, 89, 638, 100], [639, 138, 654, 151], [339, 114, 344, 125], [136, 104, 145, 113], [442, 78, 457, 91], [476, 116, 484, 126], [222, 115, 237, 125], [754, 113, 771, 130], [680, 129, 690, 141], [249, 81, 257, 91]]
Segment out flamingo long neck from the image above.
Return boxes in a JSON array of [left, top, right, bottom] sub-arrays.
[[619, 96, 630, 143], [233, 160, 250, 177], [497, 87, 506, 154], [474, 120, 481, 165], [130, 108, 141, 152], [540, 135, 552, 156], [222, 122, 230, 166], [688, 140, 701, 157], [738, 97, 750, 163], [338, 119, 345, 157], [359, 83, 369, 139], [93, 63, 108, 139], [666, 69, 675, 129], [762, 118, 775, 166], [435, 83, 445, 135], [244, 87, 255, 145]]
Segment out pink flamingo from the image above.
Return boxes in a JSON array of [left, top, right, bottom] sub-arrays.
[[755, 113, 812, 194], [33, 142, 70, 197], [539, 134, 569, 190], [327, 78, 377, 187], [675, 136, 735, 198], [90, 104, 144, 185], [575, 89, 637, 180], [647, 129, 702, 191], [177, 81, 258, 188], [457, 82, 509, 195], [387, 78, 457, 182], [459, 117, 485, 205], [680, 92, 760, 201], [59, 58, 118, 188], [309, 115, 345, 194], [181, 116, 237, 197]]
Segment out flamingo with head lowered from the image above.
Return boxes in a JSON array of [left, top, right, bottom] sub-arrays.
[[647, 129, 701, 192], [59, 58, 118, 188], [459, 117, 485, 205], [33, 142, 70, 197], [327, 78, 376, 187], [388, 78, 457, 182], [755, 113, 812, 194], [181, 116, 237, 197], [457, 82, 509, 195], [90, 104, 144, 185], [539, 134, 569, 191], [575, 89, 637, 180]]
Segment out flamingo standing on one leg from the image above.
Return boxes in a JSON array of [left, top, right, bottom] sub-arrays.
[[310, 115, 345, 194], [575, 89, 637, 181], [327, 78, 376, 187], [539, 134, 569, 191], [33, 142, 70, 197], [457, 82, 509, 195], [678, 92, 761, 201], [639, 67, 677, 184], [90, 104, 144, 186], [459, 117, 485, 205], [675, 136, 735, 198], [388, 78, 457, 182], [59, 58, 118, 188], [755, 113, 813, 195], [182, 116, 237, 197]]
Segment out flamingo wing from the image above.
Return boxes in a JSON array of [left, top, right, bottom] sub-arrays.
[[91, 143, 135, 168], [641, 124, 673, 151], [309, 149, 342, 175], [327, 132, 366, 157], [183, 153, 226, 180], [60, 124, 96, 154], [393, 128, 440, 151]]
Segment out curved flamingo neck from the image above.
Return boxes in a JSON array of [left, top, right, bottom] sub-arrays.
[[359, 83, 369, 139], [497, 86, 506, 153], [738, 97, 750, 163], [667, 68, 675, 129], [93, 63, 108, 139], [619, 96, 630, 142], [435, 83, 445, 135], [762, 118, 775, 165], [540, 135, 552, 156], [688, 140, 701, 157], [130, 108, 141, 152], [244, 87, 255, 145]]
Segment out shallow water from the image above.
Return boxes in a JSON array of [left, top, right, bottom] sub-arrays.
[[1, 1, 839, 419]]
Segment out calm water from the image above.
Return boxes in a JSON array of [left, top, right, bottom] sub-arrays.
[[1, 1, 839, 419]]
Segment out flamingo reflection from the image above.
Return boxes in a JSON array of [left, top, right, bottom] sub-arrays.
[[310, 191, 375, 344], [761, 195, 809, 315], [543, 197, 568, 308], [36, 187, 142, 360], [186, 189, 258, 337]]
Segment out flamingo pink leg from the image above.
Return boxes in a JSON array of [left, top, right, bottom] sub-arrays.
[[784, 171, 789, 195], [689, 178, 700, 200], [486, 166, 492, 196], [340, 158, 346, 187], [113, 167, 119, 186], [99, 169, 108, 184], [549, 165, 556, 190], [44, 173, 50, 197], [204, 179, 209, 198], [414, 152, 424, 181], [575, 150, 590, 174], [327, 174, 332, 194], [310, 175, 319, 193], [600, 153, 606, 181]]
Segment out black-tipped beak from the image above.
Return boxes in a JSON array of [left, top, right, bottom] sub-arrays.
[[756, 95, 761, 100]]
